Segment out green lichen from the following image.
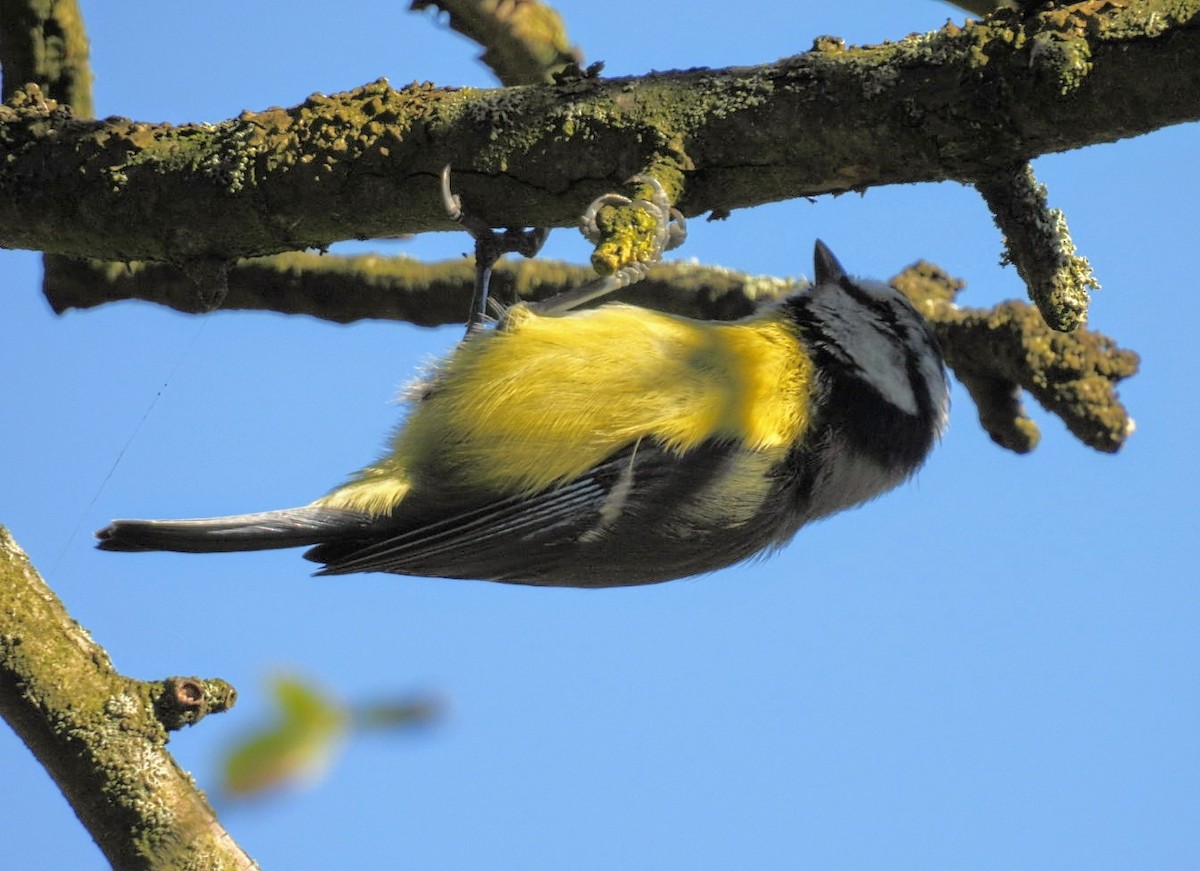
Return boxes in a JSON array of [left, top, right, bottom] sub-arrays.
[[589, 201, 663, 274]]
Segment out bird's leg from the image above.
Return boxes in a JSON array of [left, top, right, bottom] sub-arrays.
[[441, 166, 550, 337], [528, 174, 687, 316]]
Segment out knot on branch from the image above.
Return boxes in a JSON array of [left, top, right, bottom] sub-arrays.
[[155, 677, 238, 731]]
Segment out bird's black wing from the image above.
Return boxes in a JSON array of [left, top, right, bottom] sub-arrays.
[[307, 439, 794, 587]]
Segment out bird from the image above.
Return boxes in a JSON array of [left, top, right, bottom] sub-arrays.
[[96, 236, 948, 588]]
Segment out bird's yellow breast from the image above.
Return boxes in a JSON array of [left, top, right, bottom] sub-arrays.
[[317, 303, 816, 515]]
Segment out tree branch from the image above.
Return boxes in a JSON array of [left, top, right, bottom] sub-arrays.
[[41, 251, 792, 324], [42, 251, 1139, 453], [976, 162, 1098, 331], [409, 0, 581, 85], [1, 0, 1196, 263], [0, 527, 254, 870], [894, 262, 1138, 453]]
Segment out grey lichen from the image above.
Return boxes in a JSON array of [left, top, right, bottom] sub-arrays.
[[977, 163, 1097, 332]]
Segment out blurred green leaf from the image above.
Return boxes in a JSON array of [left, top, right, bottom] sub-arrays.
[[220, 675, 445, 800], [221, 675, 348, 799]]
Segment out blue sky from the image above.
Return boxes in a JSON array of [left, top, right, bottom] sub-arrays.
[[2, 2, 1197, 868]]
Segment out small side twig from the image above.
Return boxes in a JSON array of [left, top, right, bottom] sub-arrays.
[[975, 162, 1098, 332]]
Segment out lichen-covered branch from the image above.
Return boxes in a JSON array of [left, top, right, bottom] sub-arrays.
[[409, 0, 581, 85], [0, 527, 254, 870], [893, 262, 1138, 453], [44, 250, 1137, 453], [976, 163, 1098, 332], [1, 0, 1197, 263], [42, 251, 799, 324]]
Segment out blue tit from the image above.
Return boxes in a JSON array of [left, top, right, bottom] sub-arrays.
[[97, 240, 948, 587]]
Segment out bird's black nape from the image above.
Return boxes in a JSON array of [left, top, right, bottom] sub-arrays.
[[813, 239, 847, 285]]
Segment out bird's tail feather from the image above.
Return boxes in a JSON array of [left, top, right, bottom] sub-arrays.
[[96, 506, 374, 553]]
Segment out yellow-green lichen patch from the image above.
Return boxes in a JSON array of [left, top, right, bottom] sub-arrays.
[[589, 201, 663, 275]]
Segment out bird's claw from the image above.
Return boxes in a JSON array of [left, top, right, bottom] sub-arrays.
[[441, 165, 550, 334], [579, 174, 687, 262], [440, 164, 462, 220], [523, 176, 687, 317], [441, 168, 686, 323]]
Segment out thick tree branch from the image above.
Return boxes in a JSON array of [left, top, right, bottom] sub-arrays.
[[0, 527, 254, 870], [1, 0, 1197, 264]]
